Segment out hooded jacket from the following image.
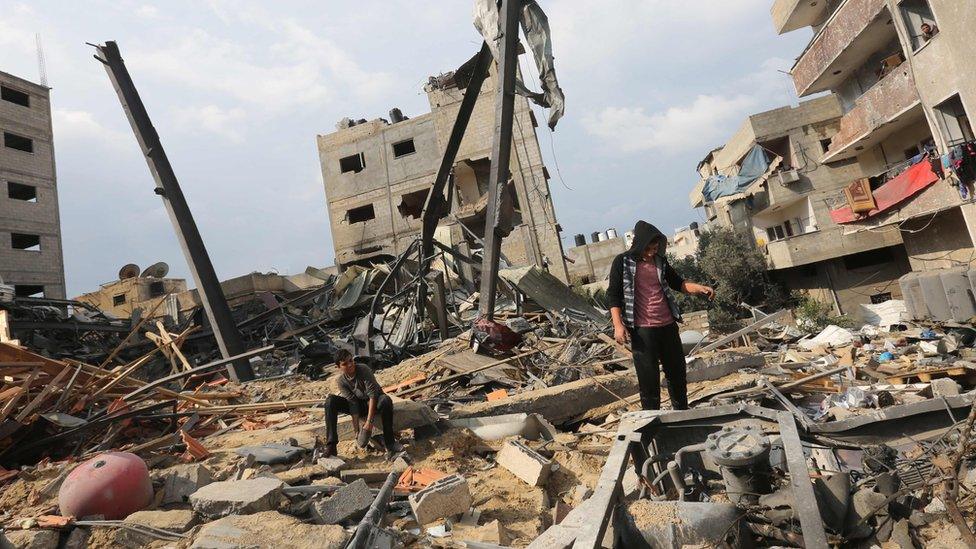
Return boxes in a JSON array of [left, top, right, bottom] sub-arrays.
[[607, 220, 684, 328]]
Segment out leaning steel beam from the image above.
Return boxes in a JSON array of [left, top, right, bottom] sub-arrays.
[[477, 0, 523, 319], [92, 41, 253, 381]]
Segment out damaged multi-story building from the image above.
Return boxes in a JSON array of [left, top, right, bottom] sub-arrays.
[[693, 1, 976, 317], [0, 70, 66, 298], [316, 56, 568, 282]]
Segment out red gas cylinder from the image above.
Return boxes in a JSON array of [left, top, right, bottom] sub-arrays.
[[58, 452, 153, 520]]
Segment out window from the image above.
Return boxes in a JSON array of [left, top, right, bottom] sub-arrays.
[[339, 152, 365, 173], [759, 136, 794, 170], [843, 247, 894, 270], [4, 132, 33, 153], [1, 86, 30, 107], [934, 94, 974, 147], [113, 294, 127, 306], [870, 292, 893, 304], [7, 182, 37, 202], [397, 189, 429, 219], [900, 0, 937, 51], [819, 138, 833, 154], [14, 285, 44, 297], [11, 233, 40, 251], [346, 204, 375, 223], [391, 139, 416, 158], [149, 281, 165, 297], [783, 220, 794, 238]]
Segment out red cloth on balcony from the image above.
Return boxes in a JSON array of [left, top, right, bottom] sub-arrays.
[[829, 160, 940, 223]]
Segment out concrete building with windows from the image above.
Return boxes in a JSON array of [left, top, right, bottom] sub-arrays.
[[316, 56, 568, 282], [690, 96, 912, 315], [0, 70, 65, 298], [769, 0, 976, 277]]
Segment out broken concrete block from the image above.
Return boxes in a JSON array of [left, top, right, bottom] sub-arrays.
[[496, 438, 552, 487], [120, 509, 198, 546], [1, 530, 60, 549], [189, 477, 285, 518], [409, 474, 472, 525], [339, 468, 390, 483], [158, 462, 214, 505], [930, 377, 961, 397], [461, 519, 512, 545], [275, 464, 327, 485], [686, 352, 764, 383], [311, 478, 373, 525], [190, 511, 348, 549], [316, 457, 347, 475], [63, 528, 90, 549]]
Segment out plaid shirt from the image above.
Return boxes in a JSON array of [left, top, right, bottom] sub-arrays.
[[612, 254, 684, 328]]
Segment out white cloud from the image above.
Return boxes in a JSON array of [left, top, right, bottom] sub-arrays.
[[52, 109, 129, 147], [581, 57, 799, 155], [135, 5, 160, 18], [174, 104, 247, 142]]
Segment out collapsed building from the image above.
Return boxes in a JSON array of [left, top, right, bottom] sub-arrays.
[[316, 57, 568, 282], [0, 69, 66, 299]]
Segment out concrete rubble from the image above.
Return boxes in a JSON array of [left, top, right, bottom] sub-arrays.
[[409, 474, 474, 525], [310, 478, 373, 524], [189, 477, 286, 518], [496, 437, 552, 487]]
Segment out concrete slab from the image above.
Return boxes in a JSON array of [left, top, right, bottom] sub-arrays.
[[0, 530, 60, 549], [189, 511, 348, 549], [119, 509, 198, 547], [157, 463, 215, 505], [189, 477, 285, 518]]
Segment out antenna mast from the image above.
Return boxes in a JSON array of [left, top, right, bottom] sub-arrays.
[[35, 33, 48, 86]]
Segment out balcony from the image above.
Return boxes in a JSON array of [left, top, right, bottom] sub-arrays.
[[792, 0, 892, 97], [771, 0, 831, 35], [764, 224, 903, 269], [822, 67, 922, 162]]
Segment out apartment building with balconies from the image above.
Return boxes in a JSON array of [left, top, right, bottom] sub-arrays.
[[690, 96, 912, 315], [772, 0, 976, 278]]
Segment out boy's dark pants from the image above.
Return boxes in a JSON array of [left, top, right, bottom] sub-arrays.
[[324, 393, 395, 448], [629, 323, 688, 410]]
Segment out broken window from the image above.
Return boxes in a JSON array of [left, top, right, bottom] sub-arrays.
[[900, 0, 937, 50], [934, 94, 974, 147], [843, 247, 894, 270], [346, 204, 375, 223], [759, 136, 793, 170], [397, 189, 429, 219], [112, 294, 126, 306], [7, 182, 37, 202], [149, 281, 166, 297], [870, 292, 893, 304], [4, 132, 33, 153], [339, 152, 365, 174], [819, 138, 832, 154], [391, 139, 416, 158], [1, 85, 30, 107], [11, 233, 40, 251], [14, 285, 44, 297]]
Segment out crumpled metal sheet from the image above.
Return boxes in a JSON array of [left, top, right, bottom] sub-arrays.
[[473, 0, 565, 130]]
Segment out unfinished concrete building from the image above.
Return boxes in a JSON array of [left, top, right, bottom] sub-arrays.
[[690, 96, 911, 315], [317, 58, 568, 282], [566, 232, 627, 285], [0, 70, 65, 298], [769, 0, 976, 303]]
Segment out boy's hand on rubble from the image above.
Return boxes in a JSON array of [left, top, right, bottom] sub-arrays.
[[613, 324, 630, 346]]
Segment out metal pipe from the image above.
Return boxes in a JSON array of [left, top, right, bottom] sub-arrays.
[[667, 462, 686, 501]]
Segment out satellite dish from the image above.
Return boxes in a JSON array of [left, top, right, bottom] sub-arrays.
[[119, 264, 141, 280], [141, 262, 170, 278]]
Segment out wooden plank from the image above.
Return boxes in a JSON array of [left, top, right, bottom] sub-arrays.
[[0, 311, 10, 343], [14, 366, 71, 422], [0, 369, 38, 422]]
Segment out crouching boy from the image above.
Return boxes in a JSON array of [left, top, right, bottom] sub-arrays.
[[323, 350, 403, 459]]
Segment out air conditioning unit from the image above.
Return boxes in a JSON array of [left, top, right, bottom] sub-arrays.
[[777, 169, 800, 185]]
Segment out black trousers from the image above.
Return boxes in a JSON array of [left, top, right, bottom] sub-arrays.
[[630, 323, 688, 410], [324, 393, 395, 448]]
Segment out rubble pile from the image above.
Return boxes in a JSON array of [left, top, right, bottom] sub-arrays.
[[4, 261, 976, 548]]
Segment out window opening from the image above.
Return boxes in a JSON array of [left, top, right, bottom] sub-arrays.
[[339, 152, 365, 173], [14, 285, 44, 297], [934, 94, 974, 147], [3, 132, 33, 153], [11, 233, 40, 251], [843, 247, 894, 270], [392, 139, 416, 158], [347, 204, 375, 223], [113, 294, 127, 306], [900, 0, 938, 50], [1, 86, 30, 107], [7, 182, 37, 202], [397, 189, 429, 219], [149, 281, 166, 297]]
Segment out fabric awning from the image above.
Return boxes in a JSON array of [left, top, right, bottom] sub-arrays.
[[829, 160, 940, 224]]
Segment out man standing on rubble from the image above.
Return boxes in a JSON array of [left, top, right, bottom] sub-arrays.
[[323, 350, 403, 459], [608, 220, 714, 411]]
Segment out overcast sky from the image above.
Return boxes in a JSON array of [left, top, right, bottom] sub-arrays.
[[0, 1, 812, 296]]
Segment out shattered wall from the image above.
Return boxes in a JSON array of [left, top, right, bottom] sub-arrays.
[[317, 59, 568, 282], [0, 70, 66, 298]]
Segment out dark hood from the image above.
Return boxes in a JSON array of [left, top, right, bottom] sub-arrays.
[[628, 220, 667, 258]]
